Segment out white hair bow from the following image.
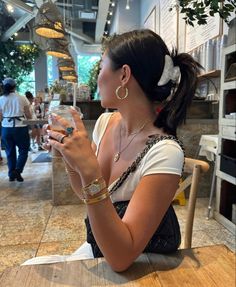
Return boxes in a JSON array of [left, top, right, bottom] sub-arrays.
[[157, 55, 181, 86]]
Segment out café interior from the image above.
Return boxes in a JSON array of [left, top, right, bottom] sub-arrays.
[[0, 0, 235, 286]]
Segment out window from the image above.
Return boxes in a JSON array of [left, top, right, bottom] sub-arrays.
[[47, 55, 54, 87], [18, 70, 35, 96]]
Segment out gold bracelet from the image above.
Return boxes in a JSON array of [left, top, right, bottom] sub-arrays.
[[82, 190, 110, 205]]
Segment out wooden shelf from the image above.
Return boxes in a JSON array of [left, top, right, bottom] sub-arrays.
[[214, 211, 236, 234], [215, 44, 236, 234], [198, 70, 221, 79], [216, 170, 236, 186]]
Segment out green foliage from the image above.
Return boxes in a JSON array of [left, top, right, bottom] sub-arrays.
[[87, 59, 101, 99], [0, 38, 40, 87], [170, 0, 236, 26], [77, 55, 100, 85]]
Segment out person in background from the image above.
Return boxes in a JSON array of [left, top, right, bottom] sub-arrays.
[[0, 85, 2, 162], [23, 29, 201, 270], [0, 78, 32, 181], [34, 96, 45, 119], [25, 91, 44, 151], [0, 122, 2, 162], [34, 96, 44, 149]]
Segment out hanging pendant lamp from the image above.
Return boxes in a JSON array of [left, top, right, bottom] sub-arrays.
[[61, 70, 78, 81], [58, 59, 75, 71], [35, 1, 65, 38], [46, 38, 70, 58]]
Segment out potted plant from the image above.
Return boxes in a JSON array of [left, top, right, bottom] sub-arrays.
[[170, 1, 236, 26]]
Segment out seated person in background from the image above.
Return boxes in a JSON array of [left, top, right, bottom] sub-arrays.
[[23, 29, 201, 271]]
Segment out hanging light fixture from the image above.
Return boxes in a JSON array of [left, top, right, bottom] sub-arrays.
[[125, 0, 130, 10], [58, 59, 75, 71], [35, 0, 65, 38], [46, 38, 70, 58], [61, 70, 78, 81]]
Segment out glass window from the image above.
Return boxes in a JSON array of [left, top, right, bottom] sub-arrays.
[[18, 70, 35, 96], [47, 55, 54, 87]]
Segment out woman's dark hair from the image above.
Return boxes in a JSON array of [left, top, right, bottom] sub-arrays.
[[25, 91, 34, 100], [103, 29, 201, 136], [3, 83, 16, 96]]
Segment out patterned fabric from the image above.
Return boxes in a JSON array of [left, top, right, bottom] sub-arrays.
[[85, 134, 184, 258]]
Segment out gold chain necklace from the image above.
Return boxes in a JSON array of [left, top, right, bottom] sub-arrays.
[[114, 120, 151, 163]]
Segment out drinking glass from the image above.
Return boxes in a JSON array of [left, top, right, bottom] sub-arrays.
[[48, 105, 83, 132]]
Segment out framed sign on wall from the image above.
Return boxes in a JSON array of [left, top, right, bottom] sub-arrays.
[[160, 0, 178, 50], [185, 10, 221, 52], [144, 6, 156, 32]]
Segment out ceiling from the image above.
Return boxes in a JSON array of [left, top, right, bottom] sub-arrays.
[[0, 0, 114, 53]]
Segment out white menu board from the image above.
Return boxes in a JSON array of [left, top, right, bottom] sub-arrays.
[[185, 13, 221, 52], [160, 0, 178, 50]]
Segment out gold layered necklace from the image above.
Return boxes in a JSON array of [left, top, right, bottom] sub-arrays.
[[114, 120, 151, 163]]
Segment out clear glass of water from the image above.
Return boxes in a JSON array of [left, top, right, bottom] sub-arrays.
[[48, 105, 83, 132]]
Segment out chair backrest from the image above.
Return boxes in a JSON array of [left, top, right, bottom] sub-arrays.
[[176, 158, 209, 249]]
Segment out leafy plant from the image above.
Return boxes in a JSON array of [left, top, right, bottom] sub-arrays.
[[170, 0, 236, 26], [87, 59, 101, 99], [0, 38, 40, 87]]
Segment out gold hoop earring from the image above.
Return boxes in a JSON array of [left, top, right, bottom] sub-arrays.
[[115, 86, 128, 100]]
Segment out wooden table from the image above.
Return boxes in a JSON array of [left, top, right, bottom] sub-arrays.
[[0, 245, 234, 287], [23, 119, 48, 126]]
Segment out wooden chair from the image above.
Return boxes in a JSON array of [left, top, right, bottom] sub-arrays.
[[175, 158, 210, 249]]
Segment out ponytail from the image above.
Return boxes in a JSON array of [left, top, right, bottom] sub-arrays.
[[154, 49, 202, 136]]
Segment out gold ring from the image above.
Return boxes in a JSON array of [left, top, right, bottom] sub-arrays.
[[60, 135, 68, 144]]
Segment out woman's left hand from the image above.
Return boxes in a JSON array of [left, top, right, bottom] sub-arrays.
[[47, 108, 102, 185]]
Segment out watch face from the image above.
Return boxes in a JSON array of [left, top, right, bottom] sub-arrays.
[[89, 183, 100, 195]]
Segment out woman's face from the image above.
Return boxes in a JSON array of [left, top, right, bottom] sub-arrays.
[[97, 53, 120, 108]]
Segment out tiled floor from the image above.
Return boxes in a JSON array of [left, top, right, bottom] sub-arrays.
[[0, 150, 235, 274]]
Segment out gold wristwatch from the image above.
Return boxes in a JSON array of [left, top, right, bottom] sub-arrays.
[[82, 177, 107, 197]]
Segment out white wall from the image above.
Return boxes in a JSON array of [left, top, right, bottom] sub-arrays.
[[110, 0, 141, 34], [140, 0, 160, 33]]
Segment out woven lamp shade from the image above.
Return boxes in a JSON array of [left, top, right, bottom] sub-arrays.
[[35, 1, 65, 38], [46, 38, 70, 58], [58, 59, 75, 71], [62, 70, 78, 81]]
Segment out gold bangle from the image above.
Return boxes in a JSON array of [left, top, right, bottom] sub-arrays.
[[82, 190, 110, 205]]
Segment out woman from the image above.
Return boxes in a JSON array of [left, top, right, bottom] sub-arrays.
[[24, 30, 200, 271], [0, 78, 32, 181], [25, 91, 44, 151]]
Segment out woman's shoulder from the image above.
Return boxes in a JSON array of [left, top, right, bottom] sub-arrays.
[[140, 138, 184, 176], [92, 112, 116, 145], [95, 112, 117, 129], [146, 136, 184, 157]]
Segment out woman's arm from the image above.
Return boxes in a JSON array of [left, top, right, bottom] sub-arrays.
[[63, 141, 97, 197], [24, 105, 32, 119], [86, 173, 179, 272]]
